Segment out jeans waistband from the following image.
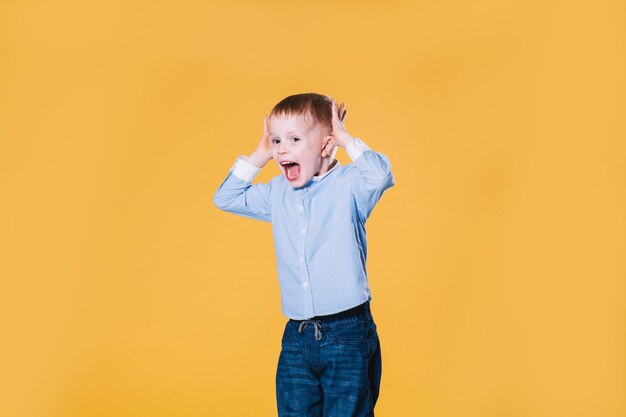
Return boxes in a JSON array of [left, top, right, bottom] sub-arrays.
[[292, 301, 371, 323]]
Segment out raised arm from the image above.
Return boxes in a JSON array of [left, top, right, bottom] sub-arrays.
[[213, 115, 275, 222], [329, 98, 395, 221]]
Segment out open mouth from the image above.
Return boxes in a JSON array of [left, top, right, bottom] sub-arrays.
[[280, 161, 301, 181]]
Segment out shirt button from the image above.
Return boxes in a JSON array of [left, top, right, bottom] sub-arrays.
[[303, 281, 309, 288], [298, 205, 304, 211], [299, 256, 305, 263], [300, 229, 306, 234]]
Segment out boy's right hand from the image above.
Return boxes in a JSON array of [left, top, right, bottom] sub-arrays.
[[247, 115, 273, 168]]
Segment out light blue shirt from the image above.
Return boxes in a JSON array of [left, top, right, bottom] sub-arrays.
[[213, 138, 395, 319]]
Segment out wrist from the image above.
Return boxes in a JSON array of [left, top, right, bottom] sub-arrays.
[[336, 132, 355, 147], [247, 150, 272, 168]]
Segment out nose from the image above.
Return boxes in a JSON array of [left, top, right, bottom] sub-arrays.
[[277, 141, 288, 154]]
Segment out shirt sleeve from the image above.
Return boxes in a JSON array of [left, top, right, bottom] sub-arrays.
[[345, 138, 372, 161], [231, 155, 261, 182], [346, 138, 395, 221], [212, 156, 272, 222]]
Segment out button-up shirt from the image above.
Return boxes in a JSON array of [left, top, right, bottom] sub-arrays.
[[213, 138, 395, 319]]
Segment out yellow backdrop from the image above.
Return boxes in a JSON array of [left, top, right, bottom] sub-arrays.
[[1, 1, 624, 416]]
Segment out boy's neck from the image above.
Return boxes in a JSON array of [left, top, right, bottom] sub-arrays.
[[315, 158, 338, 177]]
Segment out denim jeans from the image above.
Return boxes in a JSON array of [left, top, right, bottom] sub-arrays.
[[276, 301, 382, 417]]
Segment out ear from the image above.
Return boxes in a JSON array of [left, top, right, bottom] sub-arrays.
[[321, 135, 336, 158]]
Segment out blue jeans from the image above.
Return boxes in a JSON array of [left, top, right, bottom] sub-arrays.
[[276, 301, 382, 417]]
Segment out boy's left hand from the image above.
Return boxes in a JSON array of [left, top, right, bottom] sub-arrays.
[[330, 98, 354, 147]]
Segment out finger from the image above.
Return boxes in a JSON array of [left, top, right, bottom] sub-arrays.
[[261, 115, 272, 150], [339, 102, 346, 122], [336, 100, 344, 123]]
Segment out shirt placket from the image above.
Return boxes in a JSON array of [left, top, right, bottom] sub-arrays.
[[296, 189, 314, 318]]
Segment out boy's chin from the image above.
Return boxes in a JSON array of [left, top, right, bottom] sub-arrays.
[[287, 175, 310, 188]]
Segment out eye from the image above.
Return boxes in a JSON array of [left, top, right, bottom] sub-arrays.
[[271, 138, 280, 144], [292, 137, 300, 142]]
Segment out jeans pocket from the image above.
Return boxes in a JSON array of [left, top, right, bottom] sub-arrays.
[[327, 319, 375, 345]]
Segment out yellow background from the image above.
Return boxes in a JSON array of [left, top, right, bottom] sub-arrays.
[[1, 1, 624, 416]]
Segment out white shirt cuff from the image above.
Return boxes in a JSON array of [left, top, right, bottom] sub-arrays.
[[231, 155, 261, 182], [345, 138, 372, 161]]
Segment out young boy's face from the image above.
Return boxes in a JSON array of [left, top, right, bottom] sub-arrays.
[[269, 113, 332, 188]]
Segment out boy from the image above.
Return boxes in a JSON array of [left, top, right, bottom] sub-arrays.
[[213, 93, 394, 416]]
